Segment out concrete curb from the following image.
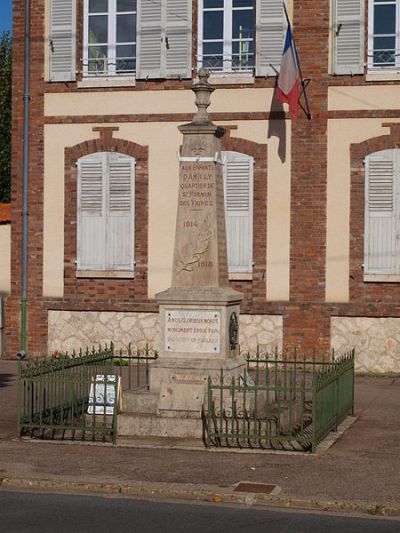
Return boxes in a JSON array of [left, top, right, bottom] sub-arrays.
[[1, 476, 399, 518], [18, 415, 360, 455]]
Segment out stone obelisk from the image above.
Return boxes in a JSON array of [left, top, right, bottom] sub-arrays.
[[152, 69, 244, 415], [171, 69, 229, 289]]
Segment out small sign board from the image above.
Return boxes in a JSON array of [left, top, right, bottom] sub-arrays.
[[87, 375, 121, 415]]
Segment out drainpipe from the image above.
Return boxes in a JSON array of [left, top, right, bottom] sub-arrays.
[[18, 0, 30, 359]]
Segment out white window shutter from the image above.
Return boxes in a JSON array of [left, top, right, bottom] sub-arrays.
[[165, 0, 192, 78], [107, 153, 135, 271], [223, 152, 253, 273], [365, 150, 397, 274], [333, 0, 364, 75], [78, 153, 106, 269], [49, 0, 76, 81], [136, 0, 163, 79], [256, 0, 287, 77]]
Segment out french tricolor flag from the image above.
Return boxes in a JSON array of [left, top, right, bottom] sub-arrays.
[[277, 23, 300, 119]]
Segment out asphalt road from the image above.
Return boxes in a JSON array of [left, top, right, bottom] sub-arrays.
[[0, 491, 399, 533]]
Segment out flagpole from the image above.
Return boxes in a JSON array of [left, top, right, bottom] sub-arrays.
[[282, 3, 312, 120]]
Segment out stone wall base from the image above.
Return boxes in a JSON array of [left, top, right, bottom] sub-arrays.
[[48, 310, 283, 355], [331, 317, 400, 374], [44, 312, 400, 373]]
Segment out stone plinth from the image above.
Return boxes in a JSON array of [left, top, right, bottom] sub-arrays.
[[152, 287, 243, 394]]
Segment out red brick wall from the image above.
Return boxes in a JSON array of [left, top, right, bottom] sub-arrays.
[[8, 0, 400, 360], [283, 0, 331, 352], [3, 0, 334, 358]]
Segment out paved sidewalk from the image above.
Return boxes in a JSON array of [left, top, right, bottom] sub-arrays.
[[1, 360, 399, 515]]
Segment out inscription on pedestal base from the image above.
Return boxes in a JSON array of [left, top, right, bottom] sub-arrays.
[[165, 309, 221, 353]]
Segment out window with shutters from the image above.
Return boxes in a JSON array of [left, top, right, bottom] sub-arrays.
[[83, 0, 137, 76], [81, 0, 192, 79], [222, 151, 254, 274], [364, 149, 400, 278], [77, 152, 135, 273], [368, 0, 400, 71], [198, 0, 287, 77]]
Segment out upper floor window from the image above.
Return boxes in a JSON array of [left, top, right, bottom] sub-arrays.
[[198, 0, 255, 73], [77, 152, 135, 272], [49, 0, 285, 82], [368, 0, 400, 71], [83, 0, 137, 76]]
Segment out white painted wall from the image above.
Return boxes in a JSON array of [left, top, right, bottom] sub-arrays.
[[45, 88, 276, 117], [328, 86, 400, 111]]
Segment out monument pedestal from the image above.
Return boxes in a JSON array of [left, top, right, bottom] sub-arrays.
[[118, 287, 244, 440], [150, 287, 244, 421]]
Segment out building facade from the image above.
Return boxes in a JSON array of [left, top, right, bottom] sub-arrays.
[[4, 0, 400, 372]]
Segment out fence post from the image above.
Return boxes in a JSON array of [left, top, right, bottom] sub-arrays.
[[335, 366, 339, 432], [351, 348, 355, 416], [17, 361, 22, 436], [311, 371, 317, 453], [206, 376, 212, 448], [112, 377, 118, 444]]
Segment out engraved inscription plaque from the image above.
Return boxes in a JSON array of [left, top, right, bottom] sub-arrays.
[[165, 310, 221, 353]]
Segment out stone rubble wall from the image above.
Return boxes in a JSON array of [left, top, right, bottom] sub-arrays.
[[331, 317, 400, 374], [48, 310, 283, 355], [238, 314, 282, 353]]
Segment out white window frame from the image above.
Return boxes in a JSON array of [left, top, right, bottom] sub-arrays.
[[197, 0, 255, 74], [83, 0, 137, 77], [367, 0, 400, 72]]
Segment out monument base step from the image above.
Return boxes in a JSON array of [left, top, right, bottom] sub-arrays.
[[117, 412, 203, 439], [116, 435, 205, 449], [122, 390, 159, 414]]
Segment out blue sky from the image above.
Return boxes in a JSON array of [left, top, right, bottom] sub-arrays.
[[0, 0, 12, 34]]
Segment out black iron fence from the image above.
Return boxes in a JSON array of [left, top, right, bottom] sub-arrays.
[[18, 343, 158, 443], [205, 348, 355, 452]]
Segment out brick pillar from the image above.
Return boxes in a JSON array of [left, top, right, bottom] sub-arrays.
[[283, 0, 330, 354], [5, 0, 47, 357]]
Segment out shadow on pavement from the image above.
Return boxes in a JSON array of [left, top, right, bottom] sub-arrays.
[[0, 361, 19, 439]]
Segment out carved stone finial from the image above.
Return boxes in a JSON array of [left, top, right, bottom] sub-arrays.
[[198, 67, 210, 84], [192, 67, 214, 124]]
